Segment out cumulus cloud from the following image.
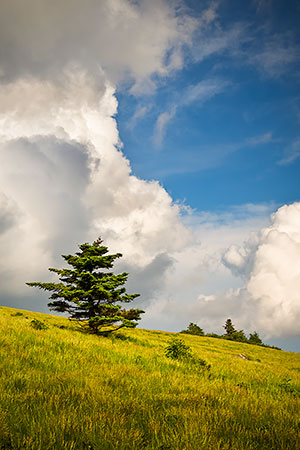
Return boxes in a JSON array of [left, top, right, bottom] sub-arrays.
[[139, 204, 274, 332], [0, 0, 196, 90], [121, 253, 175, 307], [245, 203, 300, 336], [0, 0, 199, 312], [221, 203, 300, 337], [144, 203, 300, 339], [0, 69, 192, 310]]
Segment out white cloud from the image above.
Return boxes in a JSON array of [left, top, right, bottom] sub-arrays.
[[0, 0, 198, 313], [153, 78, 229, 147], [0, 69, 192, 307], [201, 1, 219, 25], [140, 202, 300, 339], [278, 138, 300, 165], [245, 203, 300, 336], [222, 245, 249, 275], [141, 204, 274, 332], [182, 78, 229, 105], [149, 202, 300, 339], [128, 104, 152, 129], [193, 23, 247, 63], [0, 193, 18, 235], [150, 132, 275, 177], [252, 0, 274, 13], [246, 132, 273, 146], [0, 0, 197, 91], [221, 202, 300, 337], [249, 35, 300, 78], [153, 106, 177, 148]]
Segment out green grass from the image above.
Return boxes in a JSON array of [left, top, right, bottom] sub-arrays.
[[0, 306, 300, 450]]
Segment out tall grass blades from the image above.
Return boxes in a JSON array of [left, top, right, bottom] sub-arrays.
[[0, 306, 299, 450]]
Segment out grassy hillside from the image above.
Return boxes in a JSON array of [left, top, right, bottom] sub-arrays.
[[0, 306, 299, 450]]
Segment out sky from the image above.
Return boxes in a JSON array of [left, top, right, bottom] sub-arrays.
[[0, 0, 299, 352]]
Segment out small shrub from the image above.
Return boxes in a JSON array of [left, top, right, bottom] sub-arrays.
[[165, 338, 211, 370], [30, 319, 49, 330], [11, 312, 24, 317], [279, 378, 300, 397], [165, 338, 191, 360]]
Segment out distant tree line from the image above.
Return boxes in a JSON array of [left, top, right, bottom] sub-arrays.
[[180, 319, 281, 350]]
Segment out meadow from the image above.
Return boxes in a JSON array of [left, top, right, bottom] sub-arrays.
[[0, 306, 299, 450]]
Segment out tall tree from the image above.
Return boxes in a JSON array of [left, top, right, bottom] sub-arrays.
[[223, 318, 236, 336], [27, 237, 144, 334]]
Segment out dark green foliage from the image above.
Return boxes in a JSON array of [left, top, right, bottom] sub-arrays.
[[181, 322, 204, 336], [224, 329, 248, 343], [10, 312, 24, 317], [248, 331, 263, 346], [263, 344, 282, 350], [223, 318, 236, 336], [182, 318, 279, 349], [206, 332, 222, 339], [165, 338, 211, 370], [165, 338, 191, 360], [31, 319, 49, 330], [27, 237, 144, 335], [222, 319, 270, 346], [279, 378, 300, 397]]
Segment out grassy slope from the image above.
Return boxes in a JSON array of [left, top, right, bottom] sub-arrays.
[[0, 306, 299, 450]]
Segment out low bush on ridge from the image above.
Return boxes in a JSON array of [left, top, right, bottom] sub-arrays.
[[165, 338, 211, 370]]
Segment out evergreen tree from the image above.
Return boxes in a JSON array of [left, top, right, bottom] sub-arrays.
[[27, 238, 144, 334], [223, 318, 236, 336], [248, 331, 263, 346], [181, 322, 205, 336], [223, 319, 248, 342], [231, 329, 248, 343]]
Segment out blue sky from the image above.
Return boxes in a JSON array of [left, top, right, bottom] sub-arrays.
[[0, 0, 300, 352], [117, 0, 300, 212]]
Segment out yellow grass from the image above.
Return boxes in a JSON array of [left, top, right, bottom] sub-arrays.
[[0, 306, 299, 449]]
